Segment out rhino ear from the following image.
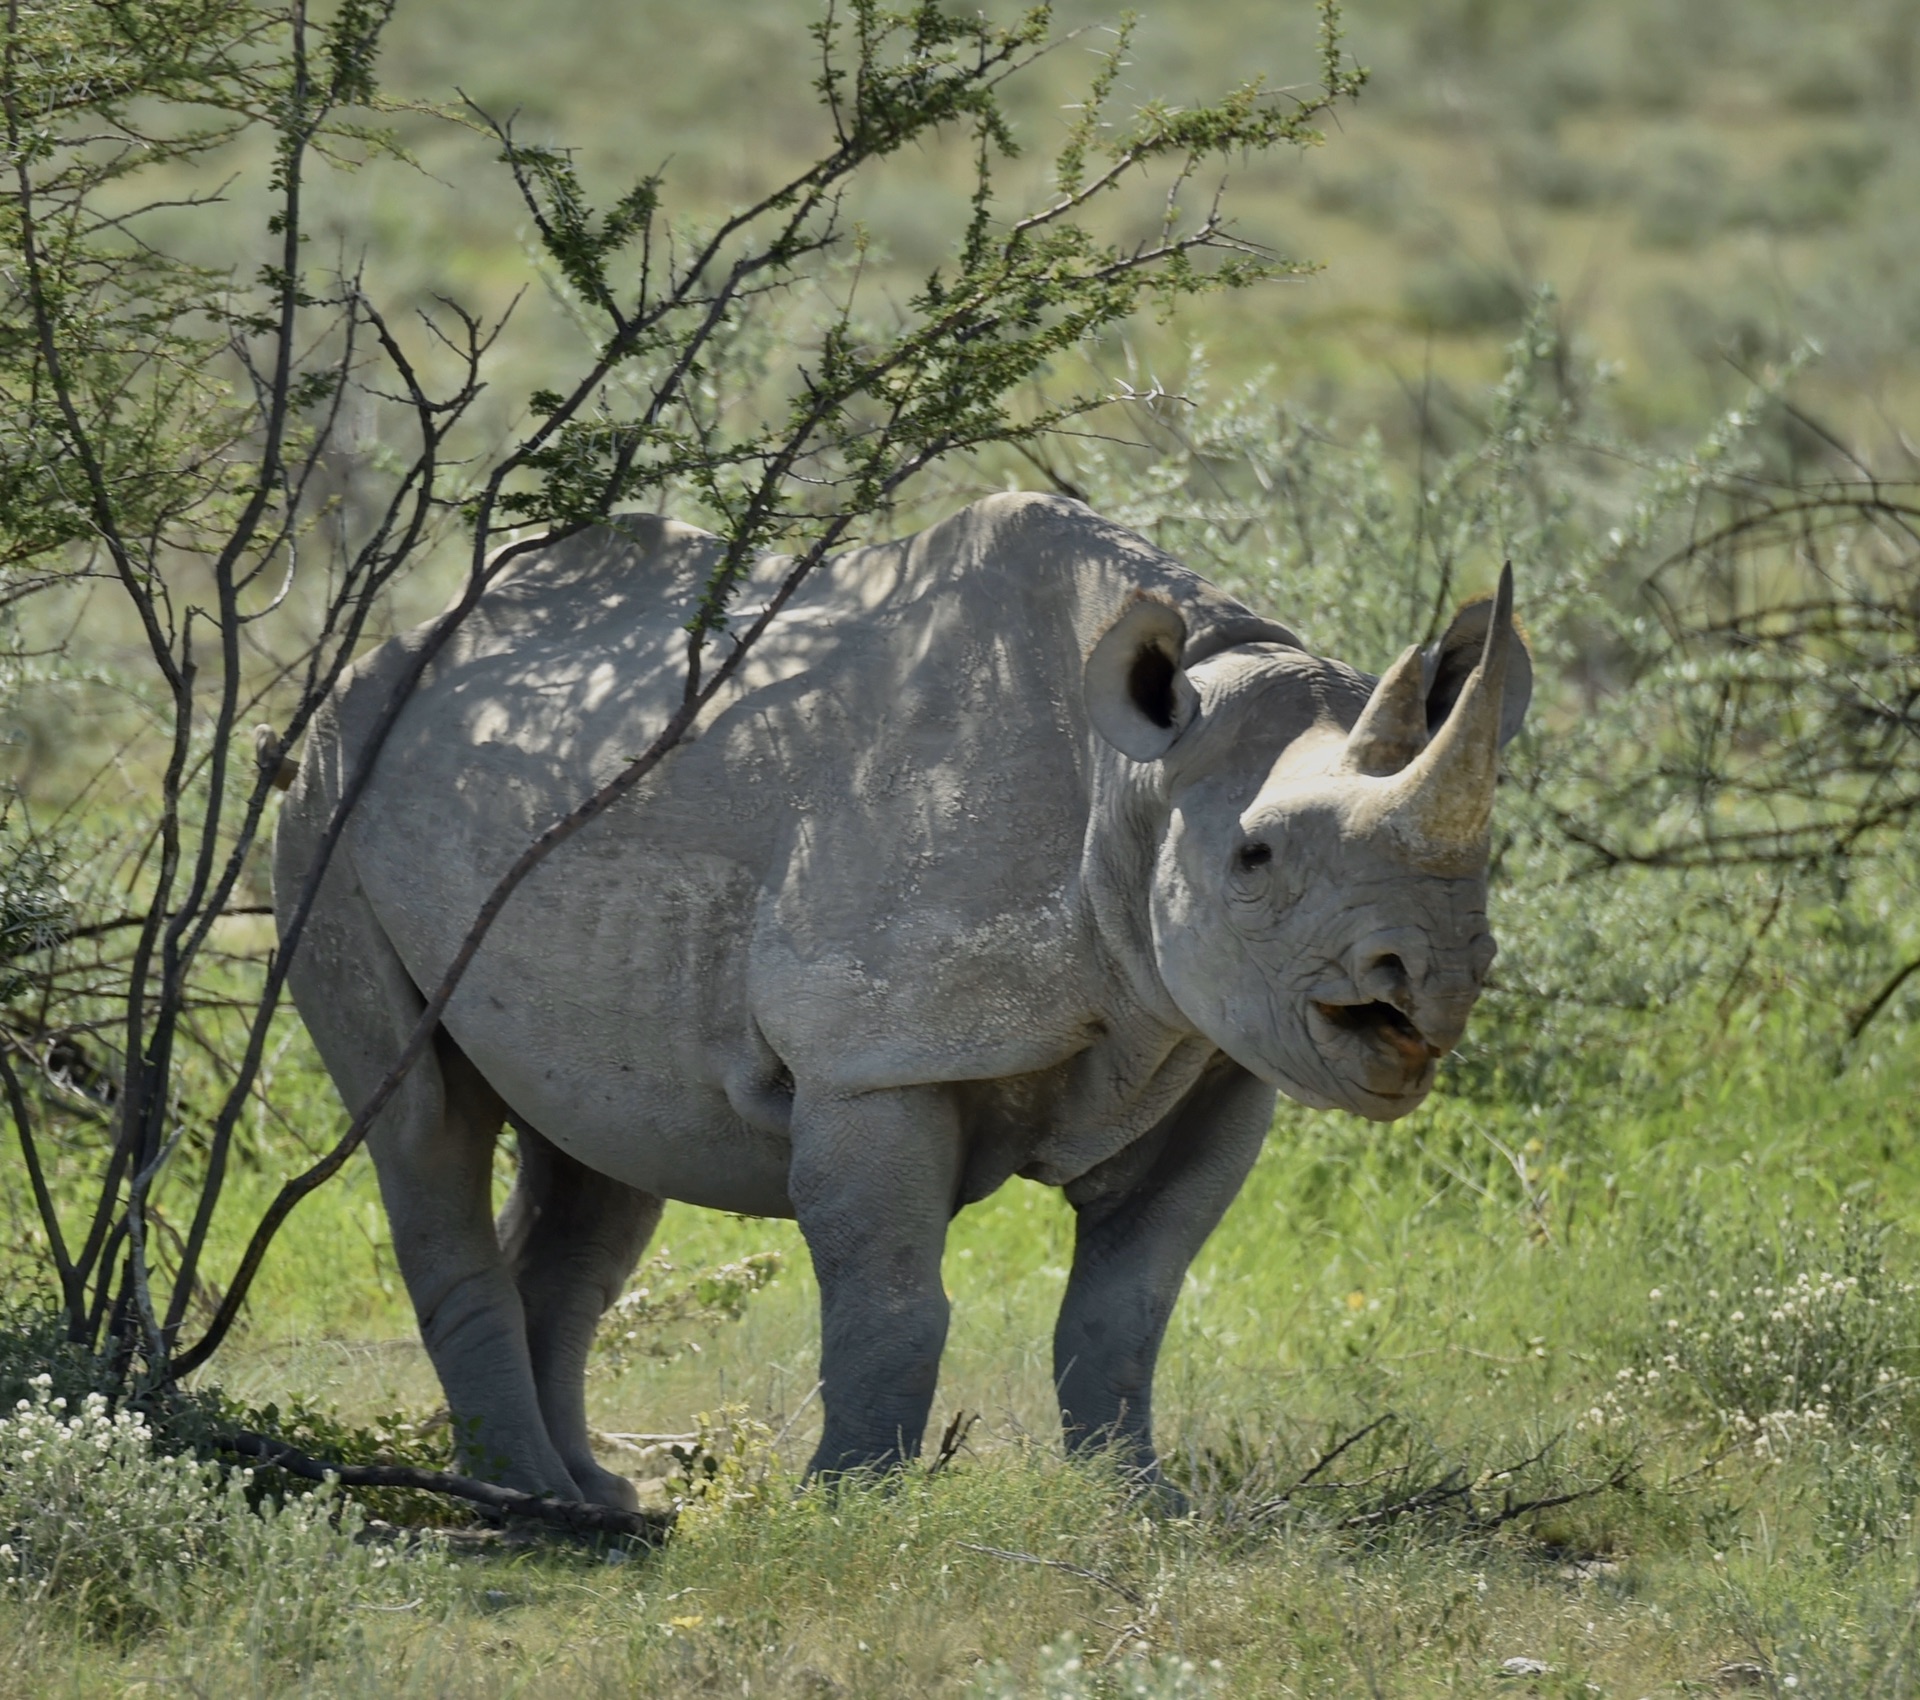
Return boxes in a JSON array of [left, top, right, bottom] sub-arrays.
[[1425, 584, 1533, 748], [1085, 595, 1199, 762]]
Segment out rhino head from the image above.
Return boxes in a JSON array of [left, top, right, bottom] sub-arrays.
[[1086, 568, 1531, 1121]]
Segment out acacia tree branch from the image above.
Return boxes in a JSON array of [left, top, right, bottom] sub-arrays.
[[124, 2, 331, 1373], [0, 1043, 80, 1317], [5, 0, 196, 1337], [1846, 955, 1920, 1047], [162, 290, 476, 1340]]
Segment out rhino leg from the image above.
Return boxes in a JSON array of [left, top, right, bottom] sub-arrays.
[[285, 858, 583, 1502], [1053, 1061, 1272, 1488], [789, 1085, 963, 1476], [497, 1124, 660, 1512]]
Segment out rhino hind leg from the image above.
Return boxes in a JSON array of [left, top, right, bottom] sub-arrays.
[[497, 1124, 660, 1512], [283, 844, 586, 1503]]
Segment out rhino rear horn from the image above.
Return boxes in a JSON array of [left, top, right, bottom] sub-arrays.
[[1343, 644, 1429, 776], [1380, 564, 1522, 858], [1085, 595, 1199, 762]]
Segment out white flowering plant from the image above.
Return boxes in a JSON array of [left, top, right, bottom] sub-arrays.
[[0, 1375, 447, 1658], [1645, 1205, 1918, 1444], [1580, 1204, 1920, 1565]]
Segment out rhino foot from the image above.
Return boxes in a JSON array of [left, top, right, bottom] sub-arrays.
[[569, 1460, 640, 1512]]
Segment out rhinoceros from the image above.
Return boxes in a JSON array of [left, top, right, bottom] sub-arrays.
[[276, 492, 1529, 1507]]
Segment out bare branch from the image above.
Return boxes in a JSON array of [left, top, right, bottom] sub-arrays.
[[217, 1431, 674, 1542]]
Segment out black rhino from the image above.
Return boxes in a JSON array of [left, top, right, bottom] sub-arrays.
[[276, 493, 1530, 1505]]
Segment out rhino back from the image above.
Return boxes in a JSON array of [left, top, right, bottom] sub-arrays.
[[320, 494, 1292, 1194]]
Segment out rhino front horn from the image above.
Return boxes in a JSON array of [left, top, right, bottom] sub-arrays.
[[1380, 563, 1516, 860]]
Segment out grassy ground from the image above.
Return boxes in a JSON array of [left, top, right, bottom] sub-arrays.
[[7, 1000, 1919, 1695]]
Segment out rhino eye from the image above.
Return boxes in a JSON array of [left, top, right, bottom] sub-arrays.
[[1236, 841, 1272, 871]]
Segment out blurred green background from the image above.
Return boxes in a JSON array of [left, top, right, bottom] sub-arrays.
[[330, 0, 1920, 456]]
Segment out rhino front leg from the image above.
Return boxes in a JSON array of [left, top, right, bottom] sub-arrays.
[[498, 1125, 661, 1511], [1054, 1060, 1273, 1484], [789, 1085, 963, 1476]]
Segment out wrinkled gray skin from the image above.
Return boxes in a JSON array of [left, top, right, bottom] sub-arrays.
[[277, 493, 1530, 1507]]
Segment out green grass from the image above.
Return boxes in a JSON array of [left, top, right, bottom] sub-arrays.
[[9, 1000, 1919, 1694]]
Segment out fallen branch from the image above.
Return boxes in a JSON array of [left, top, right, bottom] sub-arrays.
[[598, 1430, 700, 1451], [1232, 1415, 1638, 1536], [1334, 1450, 1637, 1533], [955, 1541, 1146, 1610], [1249, 1413, 1398, 1521], [217, 1431, 674, 1543], [1467, 1460, 1639, 1532]]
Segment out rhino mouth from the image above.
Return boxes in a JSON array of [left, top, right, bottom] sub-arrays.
[[1306, 997, 1440, 1117], [1311, 997, 1433, 1062]]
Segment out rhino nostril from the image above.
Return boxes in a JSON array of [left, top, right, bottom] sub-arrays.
[[1356, 950, 1411, 1001]]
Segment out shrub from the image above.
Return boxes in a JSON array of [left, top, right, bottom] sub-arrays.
[[1651, 1198, 1920, 1436], [1507, 144, 1618, 211], [594, 1248, 784, 1373], [1402, 258, 1530, 333], [1307, 164, 1407, 230], [1735, 138, 1888, 233], [1631, 141, 1728, 249], [1774, 44, 1876, 113], [0, 1303, 117, 1414], [0, 1376, 445, 1660], [0, 824, 66, 1008], [1582, 1204, 1920, 1566]]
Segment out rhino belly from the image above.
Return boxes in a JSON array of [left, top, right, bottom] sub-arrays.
[[362, 822, 799, 1216]]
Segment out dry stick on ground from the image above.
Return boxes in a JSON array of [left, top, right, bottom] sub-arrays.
[[217, 1431, 674, 1543], [1248, 1412, 1399, 1522], [1335, 1436, 1638, 1534], [1241, 1414, 1638, 1533], [955, 1543, 1147, 1612]]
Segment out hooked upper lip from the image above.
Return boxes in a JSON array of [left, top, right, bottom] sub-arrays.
[[1311, 997, 1443, 1065]]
